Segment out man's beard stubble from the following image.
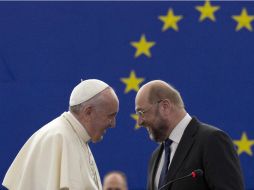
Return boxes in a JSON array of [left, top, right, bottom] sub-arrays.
[[148, 116, 169, 143]]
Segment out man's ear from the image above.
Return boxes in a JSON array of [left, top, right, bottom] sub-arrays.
[[161, 99, 169, 109], [160, 99, 172, 114]]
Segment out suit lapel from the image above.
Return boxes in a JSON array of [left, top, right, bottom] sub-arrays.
[[166, 118, 199, 181], [149, 145, 163, 190]]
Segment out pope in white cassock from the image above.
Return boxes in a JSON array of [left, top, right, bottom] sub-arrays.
[[2, 79, 119, 190]]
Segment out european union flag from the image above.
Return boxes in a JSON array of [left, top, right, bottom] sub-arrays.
[[0, 1, 253, 189]]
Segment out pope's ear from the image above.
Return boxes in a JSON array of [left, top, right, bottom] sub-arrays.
[[82, 106, 93, 116]]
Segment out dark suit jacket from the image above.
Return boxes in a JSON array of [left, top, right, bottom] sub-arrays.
[[147, 117, 244, 190]]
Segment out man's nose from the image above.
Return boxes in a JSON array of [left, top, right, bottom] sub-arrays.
[[109, 118, 116, 128], [137, 115, 144, 126]]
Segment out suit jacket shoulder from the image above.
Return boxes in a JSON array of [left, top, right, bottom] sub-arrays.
[[147, 117, 245, 190]]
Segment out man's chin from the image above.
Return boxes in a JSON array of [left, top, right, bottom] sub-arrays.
[[149, 132, 163, 143], [148, 129, 168, 142]]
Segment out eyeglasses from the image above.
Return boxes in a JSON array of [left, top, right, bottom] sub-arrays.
[[136, 99, 164, 118]]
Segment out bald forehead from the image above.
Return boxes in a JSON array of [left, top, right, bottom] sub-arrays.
[[144, 80, 170, 89], [135, 86, 149, 110], [136, 80, 169, 101], [103, 173, 126, 188], [104, 173, 124, 182], [139, 80, 170, 94]]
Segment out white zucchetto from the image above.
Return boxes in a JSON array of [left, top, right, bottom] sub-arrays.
[[69, 79, 109, 106]]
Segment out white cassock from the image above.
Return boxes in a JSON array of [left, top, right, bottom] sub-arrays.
[[2, 111, 102, 190]]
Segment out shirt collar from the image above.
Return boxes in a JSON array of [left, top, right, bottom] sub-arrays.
[[169, 113, 192, 144], [62, 111, 91, 143]]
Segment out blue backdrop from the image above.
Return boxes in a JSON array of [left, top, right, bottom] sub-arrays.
[[0, 1, 253, 189]]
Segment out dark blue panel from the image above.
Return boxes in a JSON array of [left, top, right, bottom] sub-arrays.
[[0, 2, 253, 189]]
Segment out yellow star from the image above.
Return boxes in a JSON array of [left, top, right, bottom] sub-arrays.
[[131, 113, 141, 129], [158, 8, 183, 32], [234, 132, 254, 156], [130, 34, 156, 58], [121, 70, 145, 93], [232, 8, 254, 31], [195, 0, 220, 22]]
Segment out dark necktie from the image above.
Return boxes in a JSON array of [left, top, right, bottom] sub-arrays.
[[158, 139, 173, 189]]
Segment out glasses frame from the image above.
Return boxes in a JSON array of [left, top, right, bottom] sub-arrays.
[[136, 99, 164, 118]]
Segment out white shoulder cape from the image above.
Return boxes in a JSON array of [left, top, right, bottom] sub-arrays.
[[2, 113, 101, 190]]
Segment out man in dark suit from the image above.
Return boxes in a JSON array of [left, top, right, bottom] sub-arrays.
[[135, 80, 244, 190]]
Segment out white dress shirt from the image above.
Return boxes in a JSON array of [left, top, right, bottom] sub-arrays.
[[154, 113, 192, 190]]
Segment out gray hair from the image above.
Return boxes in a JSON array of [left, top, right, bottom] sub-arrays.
[[69, 102, 86, 114]]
